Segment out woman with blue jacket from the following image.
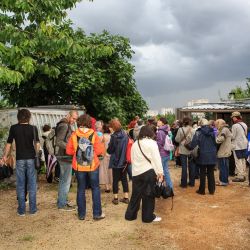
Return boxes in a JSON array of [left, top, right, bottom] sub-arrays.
[[189, 119, 217, 195]]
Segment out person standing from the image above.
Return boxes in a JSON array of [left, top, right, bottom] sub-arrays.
[[231, 111, 248, 182], [107, 118, 129, 205], [1, 109, 39, 216], [215, 119, 232, 186], [156, 117, 173, 190], [189, 119, 217, 195], [175, 117, 195, 188], [56, 110, 78, 211], [66, 114, 105, 220], [125, 125, 163, 223]]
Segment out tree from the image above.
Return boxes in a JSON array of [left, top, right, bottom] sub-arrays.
[[228, 79, 250, 100], [0, 0, 147, 124]]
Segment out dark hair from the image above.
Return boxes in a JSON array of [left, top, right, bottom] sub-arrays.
[[159, 117, 168, 125], [182, 117, 192, 126], [103, 123, 110, 134], [109, 118, 122, 132], [138, 125, 155, 140], [77, 114, 92, 128], [17, 109, 31, 123], [137, 119, 144, 126], [42, 124, 51, 132]]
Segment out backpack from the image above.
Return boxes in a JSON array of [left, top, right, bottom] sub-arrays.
[[164, 134, 175, 151], [76, 133, 94, 167], [126, 137, 134, 164]]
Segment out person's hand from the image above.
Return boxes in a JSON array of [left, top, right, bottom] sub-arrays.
[[0, 156, 7, 165], [157, 174, 164, 183]]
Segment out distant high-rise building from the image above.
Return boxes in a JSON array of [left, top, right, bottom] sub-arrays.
[[147, 110, 158, 117], [187, 99, 209, 107], [160, 107, 174, 115]]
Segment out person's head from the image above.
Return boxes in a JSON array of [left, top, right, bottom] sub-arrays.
[[77, 114, 92, 128], [208, 120, 215, 128], [103, 123, 110, 134], [182, 117, 192, 127], [137, 119, 144, 126], [157, 117, 168, 127], [17, 109, 31, 123], [67, 110, 79, 125], [215, 119, 226, 130], [134, 116, 139, 121], [95, 121, 103, 132], [138, 125, 155, 140], [231, 111, 242, 123], [42, 124, 51, 132], [199, 118, 209, 126], [109, 118, 122, 132]]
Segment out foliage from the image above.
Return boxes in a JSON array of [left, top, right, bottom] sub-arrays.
[[157, 113, 176, 125], [0, 0, 147, 124], [228, 79, 250, 100]]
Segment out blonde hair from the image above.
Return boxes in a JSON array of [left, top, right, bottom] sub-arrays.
[[215, 119, 226, 130]]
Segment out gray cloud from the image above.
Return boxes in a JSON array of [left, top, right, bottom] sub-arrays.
[[68, 0, 250, 109]]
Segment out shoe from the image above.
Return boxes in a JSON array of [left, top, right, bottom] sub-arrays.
[[119, 198, 129, 204], [30, 211, 37, 216], [105, 190, 111, 193], [216, 182, 228, 186], [17, 213, 25, 217], [196, 190, 205, 195], [232, 177, 245, 182], [78, 215, 85, 220], [93, 213, 105, 221], [59, 204, 76, 211], [112, 198, 119, 205], [153, 216, 162, 222], [188, 183, 195, 187], [54, 177, 59, 183]]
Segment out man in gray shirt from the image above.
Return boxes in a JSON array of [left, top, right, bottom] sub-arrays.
[[56, 110, 78, 210]]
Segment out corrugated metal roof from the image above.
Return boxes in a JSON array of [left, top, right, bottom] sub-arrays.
[[181, 102, 250, 110]]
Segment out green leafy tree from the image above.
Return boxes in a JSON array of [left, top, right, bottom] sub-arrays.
[[228, 79, 250, 100], [0, 0, 147, 124]]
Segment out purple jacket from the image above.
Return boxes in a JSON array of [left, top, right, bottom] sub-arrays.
[[156, 125, 170, 157]]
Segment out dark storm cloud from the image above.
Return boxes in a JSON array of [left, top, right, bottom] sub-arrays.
[[68, 0, 250, 108]]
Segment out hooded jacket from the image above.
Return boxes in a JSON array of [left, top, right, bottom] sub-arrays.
[[190, 126, 217, 165], [156, 125, 170, 157], [66, 128, 105, 172], [107, 129, 128, 168]]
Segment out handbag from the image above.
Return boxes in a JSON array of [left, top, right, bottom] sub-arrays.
[[33, 126, 41, 171]]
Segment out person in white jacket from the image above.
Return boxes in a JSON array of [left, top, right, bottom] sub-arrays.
[[231, 111, 248, 182], [125, 125, 163, 223]]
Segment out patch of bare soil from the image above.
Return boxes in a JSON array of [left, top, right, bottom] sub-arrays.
[[0, 162, 249, 250]]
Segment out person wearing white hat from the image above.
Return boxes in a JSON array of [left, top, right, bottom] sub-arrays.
[[231, 111, 248, 182]]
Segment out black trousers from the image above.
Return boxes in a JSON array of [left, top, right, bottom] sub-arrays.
[[125, 169, 156, 223], [198, 164, 215, 194], [112, 168, 129, 194]]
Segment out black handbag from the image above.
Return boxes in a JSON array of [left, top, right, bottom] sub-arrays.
[[33, 126, 41, 171]]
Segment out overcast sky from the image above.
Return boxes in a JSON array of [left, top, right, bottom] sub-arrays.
[[68, 0, 250, 110]]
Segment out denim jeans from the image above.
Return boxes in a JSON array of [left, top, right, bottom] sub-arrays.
[[180, 154, 195, 187], [57, 160, 72, 208], [75, 168, 102, 218], [218, 158, 229, 184], [16, 159, 37, 214], [161, 156, 173, 189]]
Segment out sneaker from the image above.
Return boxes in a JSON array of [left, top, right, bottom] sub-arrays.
[[196, 190, 205, 195], [78, 215, 85, 220], [59, 204, 76, 211], [119, 198, 129, 204], [112, 198, 119, 205], [30, 211, 38, 216], [17, 213, 25, 217], [153, 216, 162, 222], [54, 177, 59, 183], [93, 213, 105, 221], [232, 177, 245, 182]]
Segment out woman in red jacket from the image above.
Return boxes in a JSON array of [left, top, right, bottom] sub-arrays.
[[66, 114, 105, 220]]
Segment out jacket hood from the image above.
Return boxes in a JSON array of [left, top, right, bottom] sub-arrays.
[[114, 129, 126, 139], [75, 128, 95, 137], [158, 125, 169, 132], [200, 126, 214, 136], [42, 131, 51, 138]]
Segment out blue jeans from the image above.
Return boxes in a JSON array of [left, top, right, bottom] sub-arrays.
[[57, 160, 72, 208], [180, 154, 195, 187], [16, 159, 37, 214], [75, 168, 102, 218], [161, 156, 173, 189], [218, 158, 229, 184]]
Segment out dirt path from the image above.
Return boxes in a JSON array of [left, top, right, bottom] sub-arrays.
[[0, 162, 250, 250]]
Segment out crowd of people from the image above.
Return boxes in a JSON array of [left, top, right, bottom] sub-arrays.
[[1, 109, 249, 223]]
